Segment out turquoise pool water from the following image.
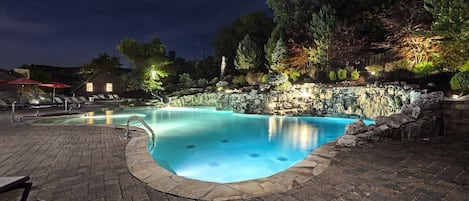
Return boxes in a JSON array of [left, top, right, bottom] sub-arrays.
[[59, 107, 373, 183]]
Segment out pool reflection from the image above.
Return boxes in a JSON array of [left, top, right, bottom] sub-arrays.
[[268, 117, 319, 151]]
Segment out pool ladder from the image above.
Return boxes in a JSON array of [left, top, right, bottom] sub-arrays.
[[125, 115, 156, 144]]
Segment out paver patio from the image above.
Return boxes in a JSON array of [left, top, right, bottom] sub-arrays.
[[0, 121, 468, 201]]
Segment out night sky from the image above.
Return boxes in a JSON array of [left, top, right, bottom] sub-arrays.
[[0, 0, 271, 69]]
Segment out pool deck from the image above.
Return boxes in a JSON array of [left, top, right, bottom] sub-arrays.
[[0, 108, 468, 201]]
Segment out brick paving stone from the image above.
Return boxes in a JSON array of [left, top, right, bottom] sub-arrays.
[[0, 122, 468, 201]]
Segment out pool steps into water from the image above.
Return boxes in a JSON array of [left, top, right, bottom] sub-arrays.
[[125, 115, 156, 144]]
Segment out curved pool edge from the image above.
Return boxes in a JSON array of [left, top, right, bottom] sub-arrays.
[[125, 128, 340, 201]]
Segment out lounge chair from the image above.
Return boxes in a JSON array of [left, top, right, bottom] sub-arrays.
[[54, 97, 65, 105], [98, 94, 107, 100], [29, 98, 54, 109], [70, 97, 82, 104], [4, 98, 30, 109], [0, 99, 8, 110], [78, 96, 91, 104], [92, 95, 101, 100], [0, 176, 32, 201], [63, 97, 73, 104]]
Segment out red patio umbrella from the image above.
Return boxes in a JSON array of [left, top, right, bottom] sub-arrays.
[[7, 78, 42, 98], [7, 78, 42, 85], [39, 81, 72, 102]]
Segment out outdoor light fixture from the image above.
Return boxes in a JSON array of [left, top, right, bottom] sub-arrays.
[[150, 70, 157, 80], [299, 88, 310, 97], [268, 102, 276, 109], [300, 92, 310, 97]]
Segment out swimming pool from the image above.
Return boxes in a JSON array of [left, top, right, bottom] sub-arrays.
[[59, 107, 373, 183]]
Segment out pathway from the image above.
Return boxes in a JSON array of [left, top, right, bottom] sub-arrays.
[[0, 123, 467, 201]]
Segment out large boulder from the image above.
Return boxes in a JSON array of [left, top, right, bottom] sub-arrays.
[[413, 91, 444, 109], [345, 119, 367, 135], [375, 113, 415, 128], [400, 103, 421, 119], [337, 135, 358, 147]]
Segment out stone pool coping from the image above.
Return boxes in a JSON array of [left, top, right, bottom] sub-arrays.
[[126, 128, 340, 201]]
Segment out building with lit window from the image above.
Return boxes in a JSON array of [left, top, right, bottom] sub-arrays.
[[72, 71, 126, 97]]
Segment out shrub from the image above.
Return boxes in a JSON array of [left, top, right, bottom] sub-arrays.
[[413, 61, 435, 76], [365, 64, 384, 76], [245, 71, 264, 85], [328, 71, 337, 81], [196, 79, 208, 87], [216, 81, 229, 88], [459, 60, 469, 72], [209, 77, 219, 85], [232, 75, 246, 86], [350, 69, 360, 80], [261, 74, 269, 83], [274, 81, 292, 91], [337, 68, 347, 80], [450, 71, 469, 92], [385, 60, 411, 72], [266, 73, 289, 86], [283, 69, 301, 81], [179, 73, 192, 87]]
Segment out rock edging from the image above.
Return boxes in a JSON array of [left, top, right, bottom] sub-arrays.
[[337, 91, 444, 147], [126, 128, 340, 200]]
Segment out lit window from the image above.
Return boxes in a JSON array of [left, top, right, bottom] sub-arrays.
[[106, 83, 113, 92], [86, 83, 93, 92]]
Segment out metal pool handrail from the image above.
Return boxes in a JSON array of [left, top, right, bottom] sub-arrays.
[[125, 115, 156, 143]]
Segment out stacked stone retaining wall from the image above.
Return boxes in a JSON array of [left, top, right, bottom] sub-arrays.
[[440, 100, 469, 137], [171, 83, 422, 119]]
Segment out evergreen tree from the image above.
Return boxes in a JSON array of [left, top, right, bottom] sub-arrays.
[[214, 12, 273, 74], [309, 5, 336, 41], [305, 4, 336, 78], [235, 35, 261, 72], [424, 0, 469, 68], [270, 39, 288, 72]]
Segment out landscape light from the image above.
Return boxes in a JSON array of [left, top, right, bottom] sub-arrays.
[[150, 70, 157, 80]]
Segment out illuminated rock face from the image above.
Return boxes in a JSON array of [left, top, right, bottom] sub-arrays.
[[211, 83, 421, 118], [168, 83, 442, 119]]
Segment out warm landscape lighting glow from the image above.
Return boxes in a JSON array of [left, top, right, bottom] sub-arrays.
[[150, 70, 157, 80]]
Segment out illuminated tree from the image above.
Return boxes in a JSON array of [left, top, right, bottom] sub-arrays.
[[424, 0, 469, 69], [214, 12, 273, 74], [235, 35, 261, 72], [117, 37, 171, 92], [269, 38, 287, 72]]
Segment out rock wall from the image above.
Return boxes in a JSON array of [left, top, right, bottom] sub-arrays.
[[171, 83, 421, 119], [170, 93, 218, 107], [337, 91, 444, 146]]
